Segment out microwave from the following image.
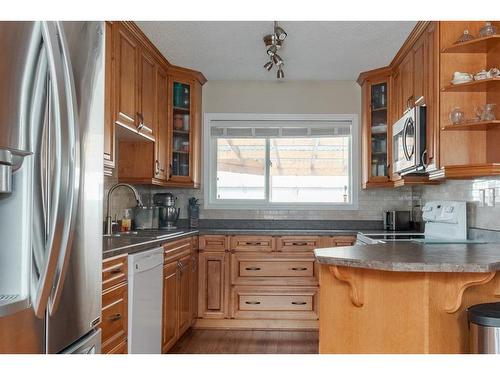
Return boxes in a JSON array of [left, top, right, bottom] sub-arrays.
[[392, 105, 427, 175]]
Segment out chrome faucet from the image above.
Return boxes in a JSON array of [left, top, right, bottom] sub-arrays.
[[104, 183, 144, 235]]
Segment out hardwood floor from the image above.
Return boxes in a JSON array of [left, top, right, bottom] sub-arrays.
[[168, 329, 319, 354]]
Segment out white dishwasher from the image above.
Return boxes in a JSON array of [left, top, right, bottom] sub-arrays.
[[128, 247, 164, 354]]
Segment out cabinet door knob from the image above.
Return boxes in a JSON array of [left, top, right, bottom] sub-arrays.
[[291, 267, 307, 271], [155, 160, 160, 175], [291, 242, 308, 246], [245, 301, 261, 305], [245, 267, 261, 271], [108, 313, 122, 321], [291, 301, 307, 305]]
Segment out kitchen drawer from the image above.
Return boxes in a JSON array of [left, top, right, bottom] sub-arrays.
[[102, 254, 128, 292], [199, 235, 227, 252], [239, 294, 313, 311], [230, 235, 275, 252], [239, 260, 314, 278], [230, 253, 318, 286], [164, 237, 192, 263], [277, 236, 321, 252], [101, 283, 128, 353], [331, 236, 356, 246], [230, 286, 318, 320], [106, 338, 128, 354]]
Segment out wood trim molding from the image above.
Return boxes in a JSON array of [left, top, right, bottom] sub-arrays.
[[356, 66, 392, 86], [168, 65, 207, 85], [390, 21, 431, 68], [356, 21, 431, 86], [329, 266, 364, 307], [444, 272, 496, 314]]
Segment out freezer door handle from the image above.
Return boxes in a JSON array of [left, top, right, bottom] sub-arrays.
[[31, 22, 67, 319], [47, 21, 81, 317]]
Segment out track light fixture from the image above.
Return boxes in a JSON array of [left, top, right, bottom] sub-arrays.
[[262, 21, 287, 79]]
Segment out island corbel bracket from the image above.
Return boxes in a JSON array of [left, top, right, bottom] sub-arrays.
[[445, 272, 496, 314], [329, 266, 364, 307]]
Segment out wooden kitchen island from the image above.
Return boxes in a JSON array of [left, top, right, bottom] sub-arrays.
[[314, 243, 500, 354]]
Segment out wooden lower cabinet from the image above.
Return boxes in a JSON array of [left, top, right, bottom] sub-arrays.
[[177, 255, 192, 336], [161, 237, 198, 353], [101, 254, 128, 354], [162, 260, 178, 353], [197, 251, 230, 319], [194, 234, 357, 330]]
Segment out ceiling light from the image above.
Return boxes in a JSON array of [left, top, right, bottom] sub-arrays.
[[272, 54, 283, 66], [277, 67, 284, 79], [262, 21, 287, 79], [266, 45, 277, 56], [274, 22, 287, 41]]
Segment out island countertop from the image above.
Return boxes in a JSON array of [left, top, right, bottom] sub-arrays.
[[314, 242, 500, 272]]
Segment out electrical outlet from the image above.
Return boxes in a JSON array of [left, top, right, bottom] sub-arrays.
[[484, 188, 495, 207]]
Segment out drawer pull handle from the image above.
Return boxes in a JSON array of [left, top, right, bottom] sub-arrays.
[[291, 267, 307, 271], [245, 301, 261, 305], [109, 268, 122, 274], [291, 302, 307, 305], [108, 313, 122, 321], [245, 267, 261, 271], [291, 242, 308, 246], [245, 241, 262, 246]]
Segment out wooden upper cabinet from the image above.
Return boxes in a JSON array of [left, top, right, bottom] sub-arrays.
[[114, 23, 138, 132], [108, 22, 206, 187], [155, 66, 169, 182], [412, 34, 425, 104], [137, 48, 156, 141], [166, 72, 202, 188], [104, 21, 115, 176], [424, 22, 439, 172], [400, 52, 414, 113], [360, 70, 393, 188]]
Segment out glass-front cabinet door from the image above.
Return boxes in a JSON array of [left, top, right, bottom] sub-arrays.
[[168, 76, 194, 185], [370, 82, 388, 178], [361, 74, 392, 188]]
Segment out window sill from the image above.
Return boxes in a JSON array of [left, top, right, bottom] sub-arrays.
[[204, 202, 359, 211]]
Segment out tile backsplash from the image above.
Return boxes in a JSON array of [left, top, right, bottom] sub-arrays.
[[413, 177, 500, 231], [105, 175, 500, 233], [104, 175, 413, 223]]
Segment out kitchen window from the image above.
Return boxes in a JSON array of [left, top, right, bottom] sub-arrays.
[[204, 114, 359, 209]]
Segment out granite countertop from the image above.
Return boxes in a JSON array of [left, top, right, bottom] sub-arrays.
[[197, 228, 361, 236], [103, 229, 198, 259], [314, 242, 500, 273]]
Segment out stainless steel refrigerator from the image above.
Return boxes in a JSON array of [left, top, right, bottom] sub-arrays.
[[0, 21, 104, 354]]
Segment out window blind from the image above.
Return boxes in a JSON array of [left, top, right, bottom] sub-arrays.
[[210, 120, 352, 138]]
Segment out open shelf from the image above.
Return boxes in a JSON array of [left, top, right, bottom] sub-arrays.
[[441, 35, 500, 53], [442, 120, 500, 131], [173, 129, 190, 135], [441, 77, 500, 92], [173, 106, 190, 112]]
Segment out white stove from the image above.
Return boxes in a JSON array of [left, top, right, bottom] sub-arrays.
[[357, 201, 486, 245]]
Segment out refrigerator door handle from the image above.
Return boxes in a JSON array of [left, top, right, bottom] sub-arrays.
[[31, 22, 67, 319], [47, 21, 81, 316]]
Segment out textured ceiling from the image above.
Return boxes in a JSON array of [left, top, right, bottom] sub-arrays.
[[136, 21, 417, 81]]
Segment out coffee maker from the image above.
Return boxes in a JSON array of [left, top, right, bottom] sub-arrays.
[[153, 193, 180, 229]]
